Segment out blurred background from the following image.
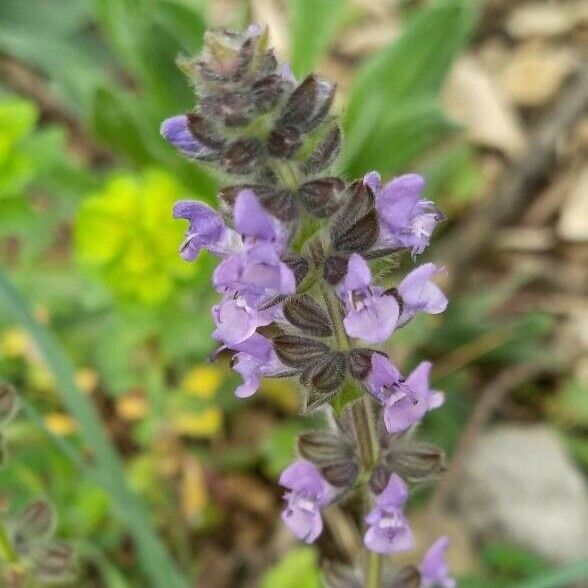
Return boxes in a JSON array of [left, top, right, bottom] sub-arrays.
[[0, 0, 587, 586]]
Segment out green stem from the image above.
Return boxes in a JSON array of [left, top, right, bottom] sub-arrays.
[[0, 269, 189, 588], [0, 519, 17, 563], [320, 282, 382, 586], [353, 396, 382, 588], [319, 281, 350, 351]]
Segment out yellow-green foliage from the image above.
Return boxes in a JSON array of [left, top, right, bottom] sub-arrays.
[[0, 98, 37, 197], [75, 168, 197, 305]]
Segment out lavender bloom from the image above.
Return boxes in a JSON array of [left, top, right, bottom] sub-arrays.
[[280, 459, 334, 543], [213, 191, 295, 299], [233, 189, 288, 253], [161, 115, 214, 159], [212, 297, 271, 347], [365, 172, 442, 256], [231, 334, 285, 398], [420, 536, 456, 588], [364, 473, 414, 554], [173, 200, 241, 261], [367, 354, 444, 434], [397, 263, 448, 326], [337, 254, 399, 344]]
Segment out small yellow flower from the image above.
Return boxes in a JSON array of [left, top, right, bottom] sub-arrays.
[[45, 412, 77, 436], [75, 169, 199, 305], [182, 365, 223, 399], [172, 407, 223, 438], [181, 457, 209, 522], [116, 392, 149, 421], [0, 328, 28, 358], [75, 368, 99, 394]]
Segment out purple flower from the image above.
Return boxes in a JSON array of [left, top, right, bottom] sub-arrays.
[[397, 263, 448, 326], [365, 172, 442, 256], [173, 200, 242, 261], [364, 473, 414, 554], [337, 254, 399, 344], [234, 189, 288, 253], [366, 355, 444, 434], [420, 536, 456, 588], [230, 334, 286, 398], [161, 115, 215, 159], [280, 459, 334, 543], [213, 191, 295, 299], [213, 242, 295, 299], [212, 297, 272, 347]]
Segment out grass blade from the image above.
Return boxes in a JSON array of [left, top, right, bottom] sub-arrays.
[[0, 268, 189, 588], [510, 559, 588, 588]]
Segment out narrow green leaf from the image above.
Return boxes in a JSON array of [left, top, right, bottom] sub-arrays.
[[509, 559, 588, 588], [343, 98, 455, 177], [342, 0, 476, 169], [154, 0, 206, 55], [289, 0, 347, 77], [331, 383, 363, 416], [90, 86, 154, 165], [0, 269, 189, 588]]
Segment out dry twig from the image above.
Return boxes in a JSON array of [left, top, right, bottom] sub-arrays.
[[440, 68, 588, 273]]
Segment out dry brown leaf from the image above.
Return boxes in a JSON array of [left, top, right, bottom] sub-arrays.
[[443, 55, 527, 159], [501, 42, 576, 107], [558, 166, 588, 242], [507, 2, 576, 38]]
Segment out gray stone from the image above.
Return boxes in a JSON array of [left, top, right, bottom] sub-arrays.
[[455, 425, 588, 563]]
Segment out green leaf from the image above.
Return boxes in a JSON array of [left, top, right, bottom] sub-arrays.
[[342, 0, 476, 172], [483, 543, 547, 578], [289, 0, 347, 77], [331, 383, 363, 416], [509, 559, 588, 588], [549, 379, 588, 428], [0, 269, 190, 588], [90, 86, 155, 165], [154, 0, 206, 55], [344, 98, 455, 177], [261, 547, 321, 588], [93, 0, 146, 73]]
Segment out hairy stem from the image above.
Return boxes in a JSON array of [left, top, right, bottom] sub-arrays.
[[353, 396, 382, 588], [321, 282, 382, 586]]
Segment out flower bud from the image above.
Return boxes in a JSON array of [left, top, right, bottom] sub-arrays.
[[277, 74, 335, 132], [199, 91, 253, 127], [388, 566, 421, 588], [298, 177, 345, 218], [33, 541, 76, 584], [331, 206, 378, 253], [297, 431, 353, 465], [272, 334, 331, 368], [301, 352, 346, 405], [283, 295, 333, 337], [322, 561, 362, 588], [347, 348, 381, 380], [13, 500, 55, 545], [267, 126, 302, 159], [301, 125, 342, 175], [323, 253, 349, 285], [222, 137, 262, 175], [283, 255, 310, 285], [384, 443, 446, 483], [0, 383, 18, 426], [252, 74, 289, 113], [369, 464, 391, 495]]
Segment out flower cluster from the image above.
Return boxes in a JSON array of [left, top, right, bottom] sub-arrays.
[[163, 24, 454, 587]]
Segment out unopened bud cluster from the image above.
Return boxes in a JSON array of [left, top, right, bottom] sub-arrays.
[[162, 24, 454, 587], [0, 384, 76, 587]]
